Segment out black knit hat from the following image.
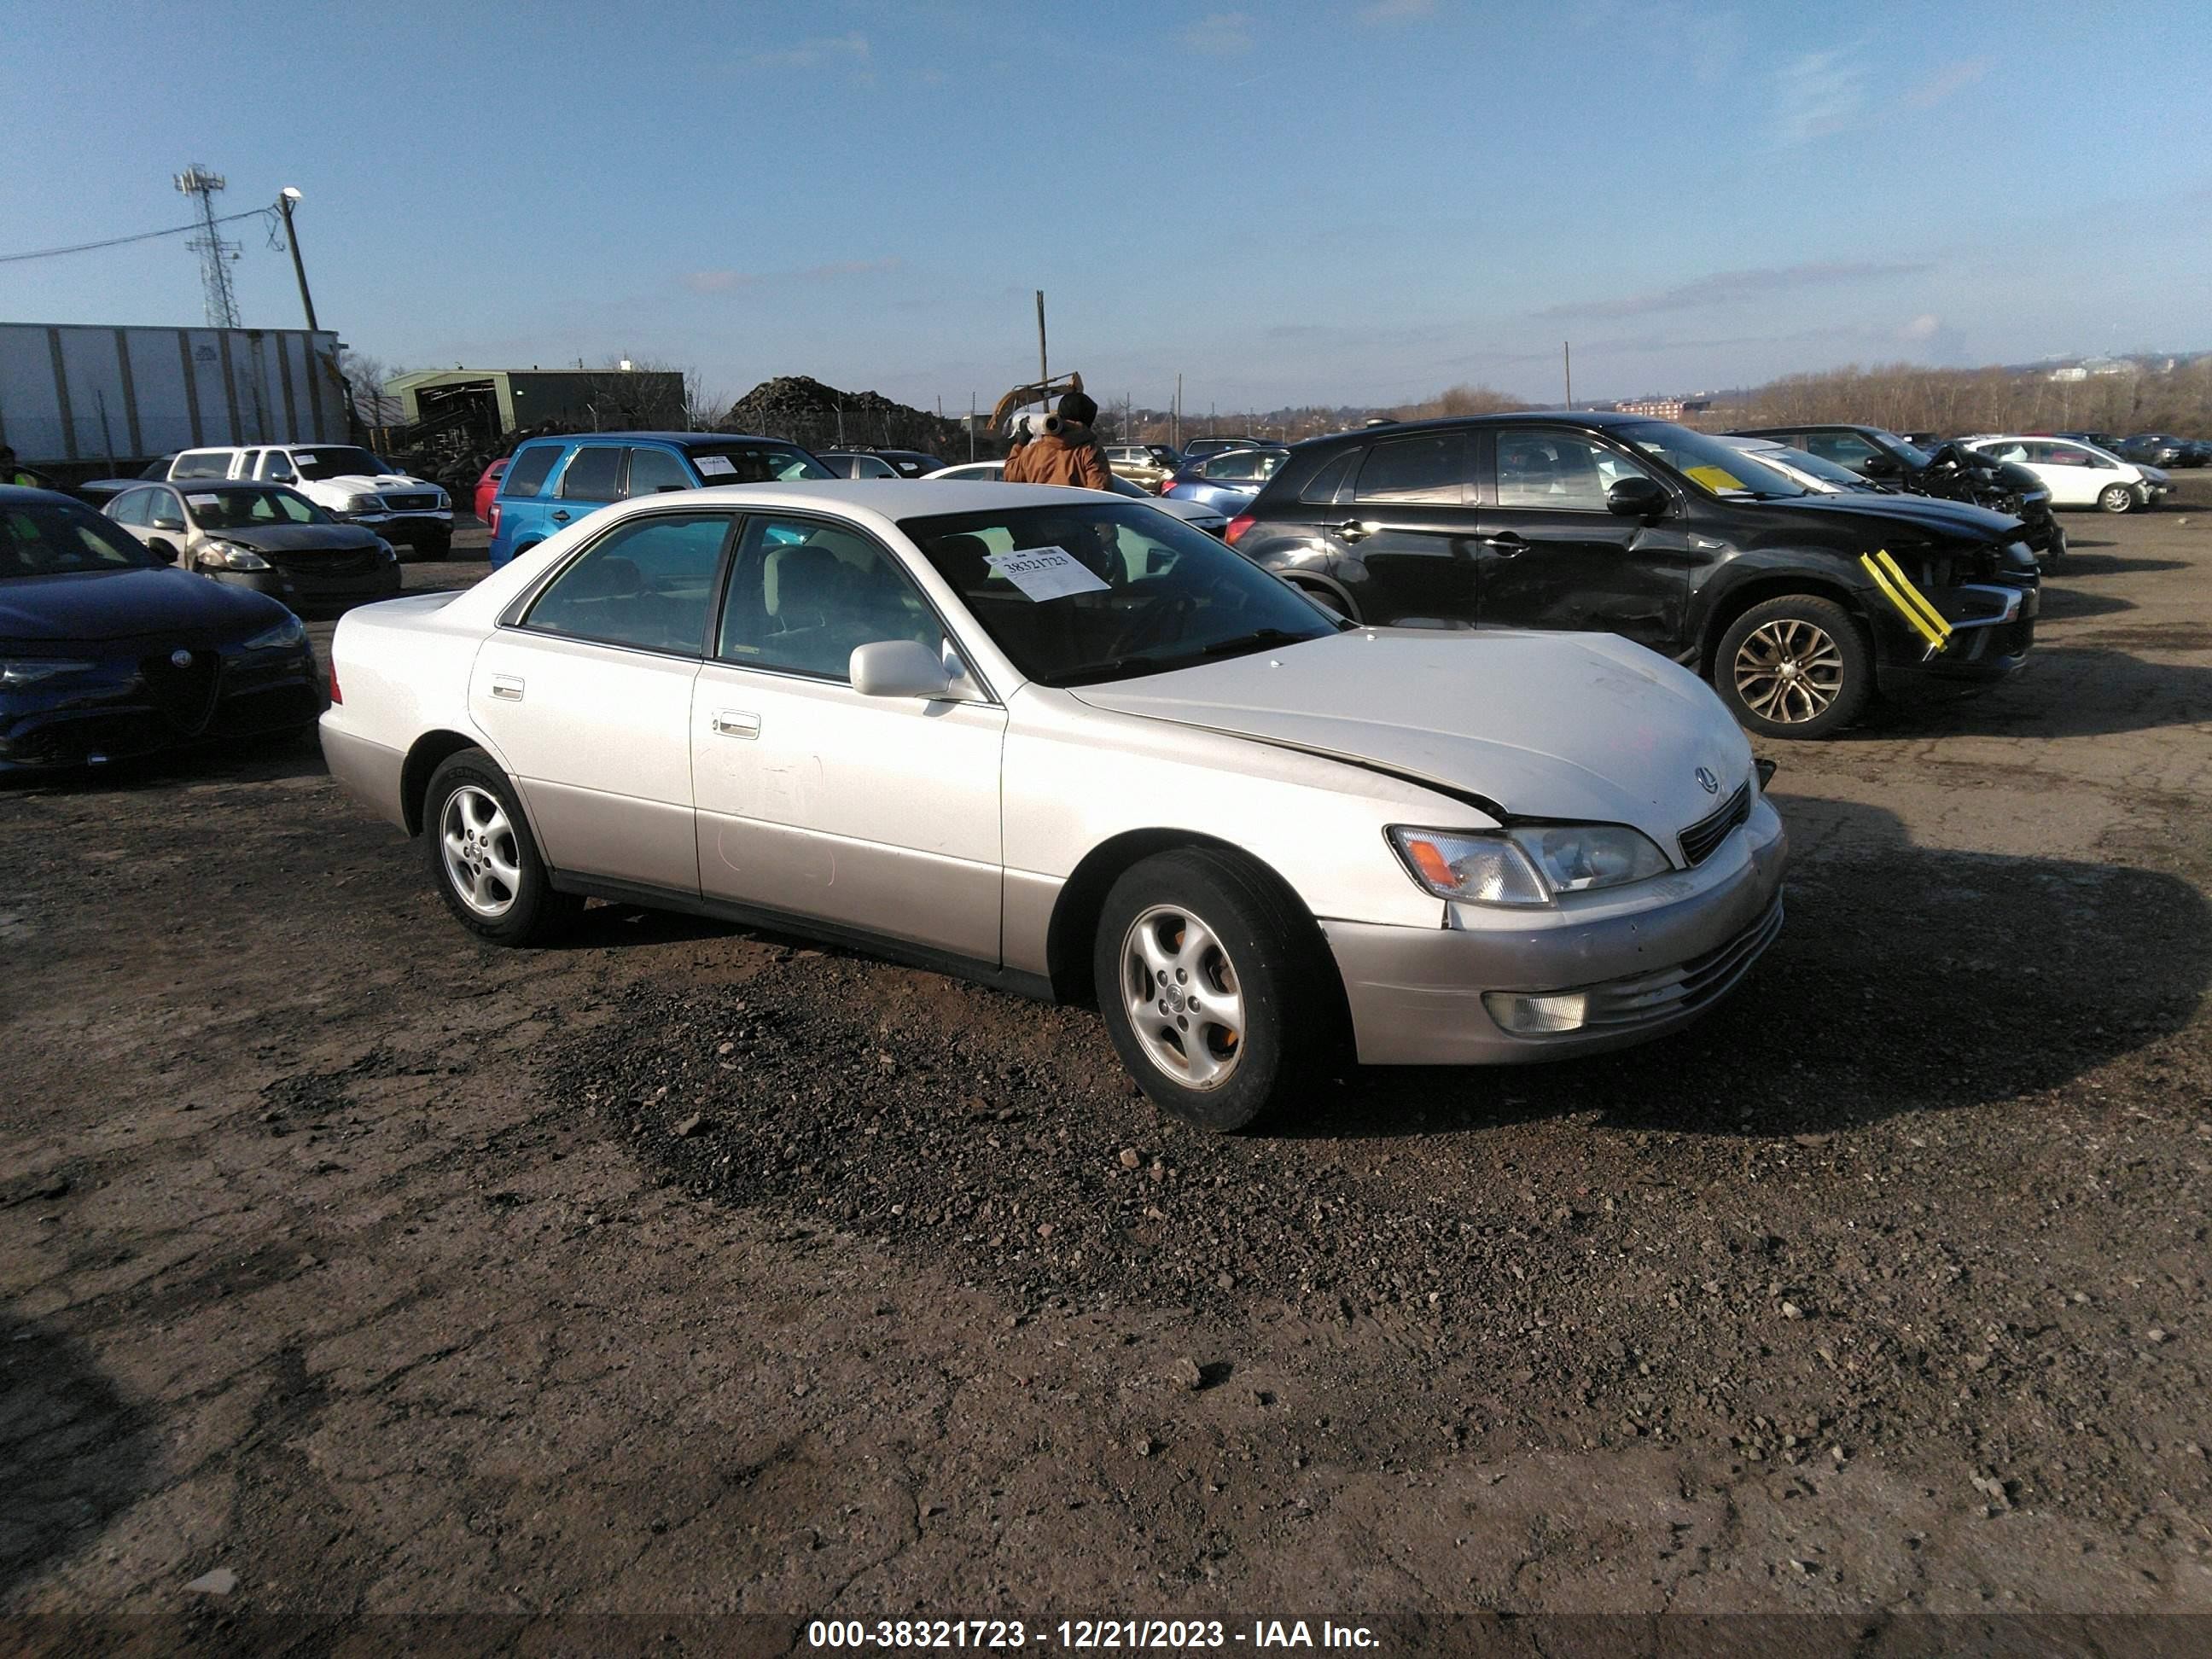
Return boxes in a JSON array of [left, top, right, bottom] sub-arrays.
[[1057, 390, 1098, 427]]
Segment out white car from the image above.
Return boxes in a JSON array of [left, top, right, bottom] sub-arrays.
[[925, 461, 1230, 535], [166, 443, 454, 554], [320, 480, 1785, 1129], [1956, 435, 2169, 514]]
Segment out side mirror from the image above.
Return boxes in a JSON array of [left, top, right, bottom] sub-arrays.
[[850, 639, 954, 700], [1605, 475, 1670, 518], [150, 515, 186, 533], [1860, 454, 1902, 479]]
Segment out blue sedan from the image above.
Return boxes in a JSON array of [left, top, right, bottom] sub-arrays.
[[0, 486, 325, 771], [1161, 447, 1289, 516]]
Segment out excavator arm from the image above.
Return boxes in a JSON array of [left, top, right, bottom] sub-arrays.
[[989, 371, 1084, 434]]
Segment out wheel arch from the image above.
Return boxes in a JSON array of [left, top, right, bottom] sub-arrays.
[[1698, 571, 1870, 678], [1042, 830, 1342, 1015], [400, 729, 488, 835]]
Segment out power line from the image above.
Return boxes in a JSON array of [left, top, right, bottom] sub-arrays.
[[0, 205, 274, 267]]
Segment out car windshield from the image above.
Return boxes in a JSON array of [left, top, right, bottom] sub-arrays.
[[1620, 422, 1809, 499], [288, 447, 389, 480], [690, 445, 833, 482], [1865, 430, 1935, 469], [901, 500, 1336, 687], [185, 486, 332, 529], [2, 503, 160, 576]]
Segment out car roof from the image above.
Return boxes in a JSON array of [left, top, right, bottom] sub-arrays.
[[0, 484, 84, 506], [517, 431, 793, 449], [626, 479, 1119, 515]]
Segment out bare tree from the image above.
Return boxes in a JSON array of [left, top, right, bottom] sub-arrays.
[[334, 347, 406, 428]]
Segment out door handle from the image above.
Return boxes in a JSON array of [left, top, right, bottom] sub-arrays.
[[712, 709, 761, 739], [1336, 520, 1374, 543], [550, 509, 571, 522], [1481, 533, 1528, 557], [490, 674, 524, 701]]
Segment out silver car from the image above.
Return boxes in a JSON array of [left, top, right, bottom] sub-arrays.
[[320, 481, 1785, 1130]]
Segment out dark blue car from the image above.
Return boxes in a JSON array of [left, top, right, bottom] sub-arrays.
[[0, 486, 324, 771], [1160, 446, 1289, 516]]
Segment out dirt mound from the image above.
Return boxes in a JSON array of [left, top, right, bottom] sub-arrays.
[[724, 375, 970, 458]]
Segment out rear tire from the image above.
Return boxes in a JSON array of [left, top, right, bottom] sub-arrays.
[[1714, 595, 1873, 741], [422, 749, 582, 946], [1093, 847, 1339, 1132], [2098, 483, 2135, 514]]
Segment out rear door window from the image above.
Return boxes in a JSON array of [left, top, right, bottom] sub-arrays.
[[501, 445, 562, 498], [524, 513, 736, 655], [1353, 434, 1469, 504], [556, 445, 624, 501], [108, 488, 154, 527], [624, 446, 693, 497]]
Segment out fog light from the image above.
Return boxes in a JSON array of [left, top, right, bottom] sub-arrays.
[[1483, 990, 1589, 1034]]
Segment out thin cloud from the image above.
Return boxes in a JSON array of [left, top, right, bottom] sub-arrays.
[[1180, 12, 1254, 55], [1773, 47, 1865, 145], [1358, 0, 1436, 21], [682, 257, 900, 294], [745, 31, 869, 69], [1538, 259, 1932, 320], [1902, 56, 1989, 111]]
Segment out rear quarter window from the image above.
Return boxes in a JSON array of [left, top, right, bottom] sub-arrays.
[[501, 445, 562, 498]]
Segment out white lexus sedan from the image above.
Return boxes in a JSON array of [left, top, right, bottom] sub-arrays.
[[321, 481, 1786, 1130]]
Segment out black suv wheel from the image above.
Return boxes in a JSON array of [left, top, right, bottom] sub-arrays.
[[1714, 595, 1873, 740]]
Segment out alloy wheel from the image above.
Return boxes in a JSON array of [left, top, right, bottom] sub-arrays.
[[440, 784, 522, 918], [1732, 618, 1846, 725], [1120, 904, 1246, 1091]]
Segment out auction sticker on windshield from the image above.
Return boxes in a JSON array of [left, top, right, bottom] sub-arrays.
[[986, 546, 1110, 602], [694, 455, 736, 477]]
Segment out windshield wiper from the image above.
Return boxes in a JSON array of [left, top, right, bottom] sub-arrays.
[[1198, 627, 1313, 659]]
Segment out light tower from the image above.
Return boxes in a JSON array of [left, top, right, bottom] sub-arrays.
[[174, 165, 242, 329]]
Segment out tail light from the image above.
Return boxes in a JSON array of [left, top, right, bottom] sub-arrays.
[[1224, 514, 1256, 546], [487, 504, 501, 535], [329, 661, 342, 704]]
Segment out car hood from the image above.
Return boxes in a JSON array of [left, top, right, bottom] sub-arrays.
[[202, 523, 384, 555], [0, 567, 290, 646], [314, 473, 434, 495], [1761, 491, 2017, 541], [1069, 627, 1753, 847]]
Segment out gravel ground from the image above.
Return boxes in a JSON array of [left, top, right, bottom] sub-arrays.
[[4, 496, 2211, 1638]]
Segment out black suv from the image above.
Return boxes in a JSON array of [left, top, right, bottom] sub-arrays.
[[1225, 412, 2039, 739], [1730, 423, 2065, 566]]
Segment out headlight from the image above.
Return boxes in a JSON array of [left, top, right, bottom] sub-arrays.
[[1, 658, 96, 688], [375, 538, 398, 562], [243, 615, 308, 651], [202, 539, 271, 570], [341, 493, 383, 515], [1389, 822, 1671, 907], [433, 488, 451, 509]]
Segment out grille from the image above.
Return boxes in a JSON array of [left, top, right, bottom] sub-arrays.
[[1678, 781, 1751, 866], [382, 492, 438, 512], [272, 548, 378, 577], [138, 648, 222, 735], [1579, 894, 1785, 1032]]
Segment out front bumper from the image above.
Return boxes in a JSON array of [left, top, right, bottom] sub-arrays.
[[1876, 579, 2035, 698], [1322, 793, 1788, 1065], [0, 643, 325, 771], [349, 511, 452, 549]]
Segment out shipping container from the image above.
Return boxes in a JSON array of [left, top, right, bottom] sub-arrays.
[[0, 322, 347, 474]]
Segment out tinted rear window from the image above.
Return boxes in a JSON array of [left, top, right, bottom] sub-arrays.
[[503, 445, 561, 498], [172, 452, 233, 480], [1355, 434, 1468, 504], [558, 445, 625, 500]]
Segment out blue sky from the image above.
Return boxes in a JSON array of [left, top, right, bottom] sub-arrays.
[[4, 0, 2208, 412]]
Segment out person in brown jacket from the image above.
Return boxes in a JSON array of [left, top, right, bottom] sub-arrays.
[[1002, 390, 1115, 491]]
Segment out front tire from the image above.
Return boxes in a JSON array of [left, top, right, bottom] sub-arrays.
[[1714, 595, 1873, 740], [422, 749, 582, 945], [2098, 483, 2135, 514], [1093, 848, 1337, 1132]]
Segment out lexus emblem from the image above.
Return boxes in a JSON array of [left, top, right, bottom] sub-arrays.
[[1695, 766, 1720, 795], [169, 649, 194, 669]]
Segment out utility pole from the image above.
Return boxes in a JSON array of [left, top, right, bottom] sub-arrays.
[[1174, 374, 1182, 448], [969, 391, 976, 461], [1563, 341, 1573, 409], [1035, 290, 1048, 387], [275, 187, 318, 331], [174, 166, 241, 329]]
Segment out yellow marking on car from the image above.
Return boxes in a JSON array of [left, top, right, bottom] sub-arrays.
[[1860, 550, 1952, 653]]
